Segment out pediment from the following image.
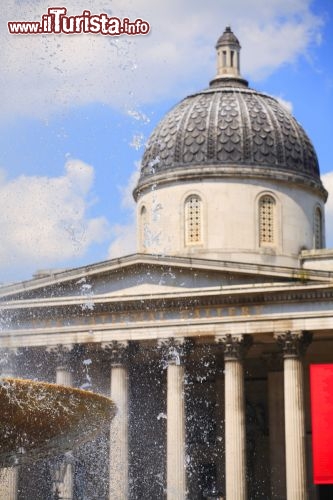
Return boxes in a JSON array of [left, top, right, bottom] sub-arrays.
[[0, 253, 330, 304]]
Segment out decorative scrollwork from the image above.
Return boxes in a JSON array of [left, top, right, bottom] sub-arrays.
[[215, 334, 252, 361], [274, 331, 312, 358], [46, 344, 74, 370], [101, 341, 129, 366], [0, 348, 18, 377], [157, 338, 192, 365]]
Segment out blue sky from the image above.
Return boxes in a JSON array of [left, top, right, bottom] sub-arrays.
[[0, 0, 333, 282]]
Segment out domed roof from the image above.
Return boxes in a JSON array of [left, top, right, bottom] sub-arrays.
[[134, 29, 326, 200], [216, 26, 240, 48]]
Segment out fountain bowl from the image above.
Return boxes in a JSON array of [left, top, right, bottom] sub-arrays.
[[0, 377, 116, 467]]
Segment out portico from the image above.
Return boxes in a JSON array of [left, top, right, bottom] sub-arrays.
[[1, 254, 333, 498]]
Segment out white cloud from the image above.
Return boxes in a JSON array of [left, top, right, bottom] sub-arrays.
[[322, 172, 333, 248], [107, 164, 139, 258], [275, 96, 293, 114], [1, 0, 324, 118], [0, 159, 110, 278], [108, 222, 137, 259], [118, 162, 140, 211]]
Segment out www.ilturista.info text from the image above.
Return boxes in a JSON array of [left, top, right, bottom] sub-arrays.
[[8, 8, 150, 35]]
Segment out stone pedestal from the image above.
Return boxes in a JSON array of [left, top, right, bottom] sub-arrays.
[[103, 341, 129, 500], [275, 331, 311, 500], [216, 334, 252, 500]]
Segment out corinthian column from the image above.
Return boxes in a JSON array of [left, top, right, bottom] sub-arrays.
[[0, 348, 18, 500], [0, 468, 18, 500], [49, 345, 74, 500], [159, 338, 189, 500], [216, 334, 252, 500], [102, 341, 129, 500], [275, 331, 311, 500]]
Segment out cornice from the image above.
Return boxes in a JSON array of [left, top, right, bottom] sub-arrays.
[[1, 281, 333, 324], [134, 164, 327, 201], [1, 254, 332, 300]]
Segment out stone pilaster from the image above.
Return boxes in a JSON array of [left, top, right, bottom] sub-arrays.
[[159, 338, 189, 500], [0, 348, 18, 500], [102, 341, 129, 500], [275, 331, 312, 500], [216, 334, 252, 500]]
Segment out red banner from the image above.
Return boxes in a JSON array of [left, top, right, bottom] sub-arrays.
[[310, 364, 333, 484]]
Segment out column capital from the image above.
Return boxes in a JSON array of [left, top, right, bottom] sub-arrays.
[[101, 340, 129, 366], [215, 334, 252, 361], [0, 347, 18, 377], [46, 344, 75, 370], [158, 337, 191, 365], [274, 331, 312, 359]]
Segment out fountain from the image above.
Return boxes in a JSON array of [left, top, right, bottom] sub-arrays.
[[0, 377, 115, 467]]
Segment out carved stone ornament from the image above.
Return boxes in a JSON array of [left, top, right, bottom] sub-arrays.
[[46, 344, 74, 370], [215, 334, 252, 361], [157, 338, 192, 365], [0, 347, 18, 377], [274, 331, 312, 359], [101, 341, 129, 366]]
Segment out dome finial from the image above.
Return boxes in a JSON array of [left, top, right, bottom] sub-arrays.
[[213, 26, 242, 82]]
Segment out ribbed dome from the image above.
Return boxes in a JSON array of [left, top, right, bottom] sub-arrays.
[[216, 26, 240, 48], [135, 83, 325, 198]]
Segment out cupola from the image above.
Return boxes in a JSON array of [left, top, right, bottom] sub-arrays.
[[134, 28, 327, 267]]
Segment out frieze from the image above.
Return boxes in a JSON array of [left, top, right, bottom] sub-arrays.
[[2, 285, 333, 333], [1, 304, 264, 332], [3, 282, 333, 318]]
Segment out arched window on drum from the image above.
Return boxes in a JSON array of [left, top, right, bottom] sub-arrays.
[[314, 206, 323, 249], [259, 195, 276, 247], [185, 195, 202, 246], [140, 205, 148, 250]]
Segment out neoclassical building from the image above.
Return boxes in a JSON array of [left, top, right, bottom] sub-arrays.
[[1, 27, 333, 500]]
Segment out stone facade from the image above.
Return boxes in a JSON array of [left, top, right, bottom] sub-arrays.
[[1, 26, 333, 500]]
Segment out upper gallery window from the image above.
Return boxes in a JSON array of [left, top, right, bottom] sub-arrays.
[[185, 195, 202, 245], [140, 205, 147, 249], [314, 207, 323, 249], [259, 195, 276, 246]]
